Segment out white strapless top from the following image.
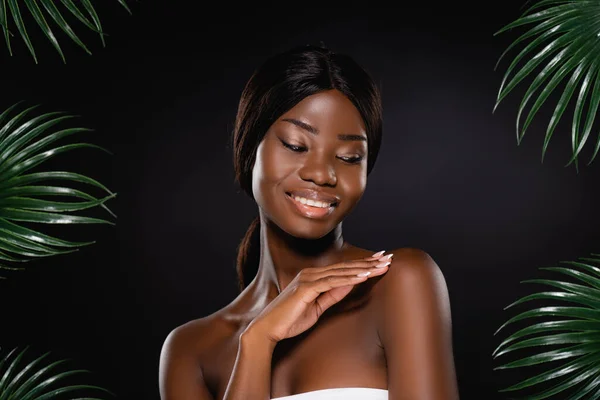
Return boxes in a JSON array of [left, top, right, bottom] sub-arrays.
[[271, 388, 388, 400]]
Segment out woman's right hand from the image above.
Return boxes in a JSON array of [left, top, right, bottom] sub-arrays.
[[244, 251, 393, 344]]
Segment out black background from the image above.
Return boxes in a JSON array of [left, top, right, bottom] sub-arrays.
[[1, 1, 599, 399]]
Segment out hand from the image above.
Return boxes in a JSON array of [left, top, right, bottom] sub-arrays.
[[245, 251, 393, 344]]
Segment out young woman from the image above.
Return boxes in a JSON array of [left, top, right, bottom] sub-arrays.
[[159, 45, 459, 400]]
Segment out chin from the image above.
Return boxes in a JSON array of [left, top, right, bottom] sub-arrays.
[[272, 216, 337, 241], [259, 195, 348, 241], [286, 227, 331, 240]]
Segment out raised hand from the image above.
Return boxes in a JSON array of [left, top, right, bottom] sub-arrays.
[[245, 251, 393, 343]]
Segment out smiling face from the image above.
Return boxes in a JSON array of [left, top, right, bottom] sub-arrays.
[[251, 89, 368, 239]]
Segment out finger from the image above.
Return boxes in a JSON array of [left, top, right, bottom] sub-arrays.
[[315, 266, 384, 313], [364, 250, 387, 260], [366, 252, 394, 262], [332, 252, 393, 269], [298, 274, 370, 304], [308, 260, 391, 281], [315, 285, 355, 315], [310, 258, 387, 274]]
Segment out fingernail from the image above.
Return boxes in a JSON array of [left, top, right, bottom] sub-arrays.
[[378, 254, 393, 261], [371, 250, 385, 258], [375, 261, 391, 268], [357, 271, 372, 277]]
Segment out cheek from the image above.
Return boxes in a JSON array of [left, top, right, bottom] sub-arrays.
[[251, 140, 296, 200], [339, 166, 367, 202]]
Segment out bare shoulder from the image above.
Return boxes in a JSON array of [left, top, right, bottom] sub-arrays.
[[159, 311, 234, 399], [372, 247, 451, 311], [161, 315, 217, 358], [384, 247, 444, 282], [160, 309, 236, 365]]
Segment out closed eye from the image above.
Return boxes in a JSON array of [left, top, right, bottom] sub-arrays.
[[280, 139, 306, 153], [280, 138, 362, 163], [337, 155, 364, 164]]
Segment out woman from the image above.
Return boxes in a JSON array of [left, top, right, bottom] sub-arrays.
[[159, 45, 459, 400]]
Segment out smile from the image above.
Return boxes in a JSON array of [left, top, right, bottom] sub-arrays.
[[291, 195, 332, 208], [285, 192, 338, 219]]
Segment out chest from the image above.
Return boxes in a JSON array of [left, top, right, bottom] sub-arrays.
[[205, 307, 387, 400]]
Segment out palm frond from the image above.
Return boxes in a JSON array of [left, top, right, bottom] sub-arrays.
[[0, 103, 116, 279], [1, 0, 134, 63], [0, 346, 112, 399], [495, 1, 600, 170], [494, 253, 600, 399]]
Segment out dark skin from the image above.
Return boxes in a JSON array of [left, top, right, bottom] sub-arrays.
[[159, 89, 459, 400]]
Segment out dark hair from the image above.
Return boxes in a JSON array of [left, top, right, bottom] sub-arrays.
[[233, 45, 383, 291]]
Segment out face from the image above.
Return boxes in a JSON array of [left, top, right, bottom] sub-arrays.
[[251, 89, 368, 239]]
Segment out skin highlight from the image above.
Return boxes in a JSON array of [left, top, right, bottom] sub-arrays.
[[159, 81, 459, 400]]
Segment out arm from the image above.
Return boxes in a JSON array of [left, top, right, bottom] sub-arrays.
[[222, 328, 277, 400], [377, 248, 459, 400]]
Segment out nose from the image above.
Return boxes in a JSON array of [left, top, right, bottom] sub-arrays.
[[298, 153, 337, 187]]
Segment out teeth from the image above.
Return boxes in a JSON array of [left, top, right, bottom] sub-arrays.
[[292, 196, 331, 208]]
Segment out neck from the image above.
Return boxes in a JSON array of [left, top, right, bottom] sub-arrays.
[[249, 213, 346, 304]]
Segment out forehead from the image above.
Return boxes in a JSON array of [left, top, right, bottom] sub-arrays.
[[277, 89, 366, 135]]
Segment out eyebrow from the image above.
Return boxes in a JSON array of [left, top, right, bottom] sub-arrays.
[[281, 118, 367, 142]]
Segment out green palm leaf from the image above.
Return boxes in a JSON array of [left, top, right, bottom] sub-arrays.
[[0, 0, 134, 63], [0, 103, 116, 278], [494, 253, 600, 399], [495, 1, 600, 170], [0, 346, 112, 399]]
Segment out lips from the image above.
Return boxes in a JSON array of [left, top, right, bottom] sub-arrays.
[[284, 189, 339, 220], [285, 189, 340, 206]]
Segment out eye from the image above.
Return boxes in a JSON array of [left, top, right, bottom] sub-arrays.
[[337, 155, 364, 164], [280, 139, 306, 153]]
